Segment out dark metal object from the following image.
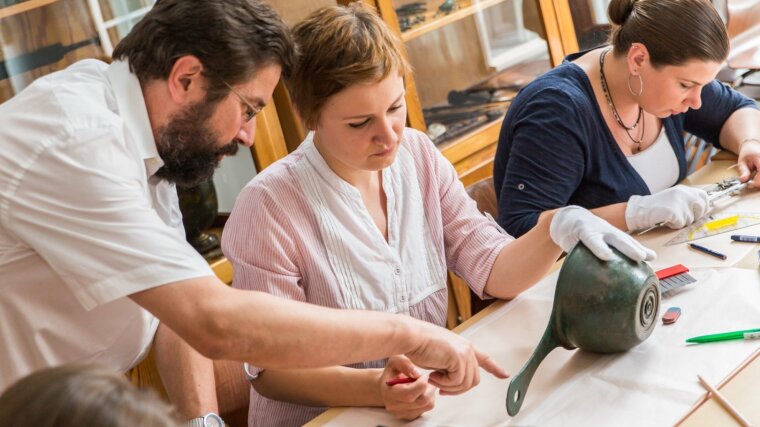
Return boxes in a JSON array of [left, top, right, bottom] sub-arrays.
[[434, 0, 458, 16], [0, 37, 100, 80], [707, 177, 741, 193], [424, 106, 506, 144], [395, 2, 426, 31], [395, 2, 426, 16], [447, 83, 523, 104], [506, 243, 660, 416], [398, 14, 425, 32], [178, 178, 220, 255]]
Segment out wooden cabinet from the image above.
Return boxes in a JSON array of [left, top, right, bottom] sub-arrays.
[[0, 0, 289, 217], [252, 0, 585, 185], [321, 0, 579, 185]]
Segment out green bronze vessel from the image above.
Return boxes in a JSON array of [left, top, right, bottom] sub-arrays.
[[506, 243, 660, 416]]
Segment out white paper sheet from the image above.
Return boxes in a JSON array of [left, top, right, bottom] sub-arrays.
[[323, 268, 760, 427]]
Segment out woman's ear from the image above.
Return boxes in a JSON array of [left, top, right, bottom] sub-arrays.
[[627, 43, 649, 75]]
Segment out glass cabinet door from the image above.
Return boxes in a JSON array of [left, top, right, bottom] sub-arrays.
[[393, 0, 553, 149], [568, 0, 612, 51], [356, 0, 580, 183], [265, 0, 583, 181], [0, 0, 106, 102]]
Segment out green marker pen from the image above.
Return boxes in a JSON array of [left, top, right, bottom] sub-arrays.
[[686, 328, 760, 344]]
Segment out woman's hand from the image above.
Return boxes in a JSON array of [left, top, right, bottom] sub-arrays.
[[625, 185, 710, 231], [737, 138, 760, 187], [551, 206, 656, 261], [379, 355, 436, 420]]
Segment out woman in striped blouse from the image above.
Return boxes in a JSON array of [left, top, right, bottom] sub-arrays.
[[221, 4, 653, 426]]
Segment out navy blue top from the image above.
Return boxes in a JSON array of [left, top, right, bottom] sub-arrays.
[[493, 50, 757, 237]]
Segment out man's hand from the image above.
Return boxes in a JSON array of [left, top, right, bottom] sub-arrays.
[[404, 321, 508, 395], [551, 205, 656, 261], [625, 185, 709, 231], [379, 356, 436, 420]]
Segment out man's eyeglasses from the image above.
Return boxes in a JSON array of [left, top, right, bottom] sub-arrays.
[[221, 80, 262, 123]]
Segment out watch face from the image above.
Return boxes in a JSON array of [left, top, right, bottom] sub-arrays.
[[203, 413, 224, 427]]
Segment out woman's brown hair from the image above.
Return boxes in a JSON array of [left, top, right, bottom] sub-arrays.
[[286, 3, 411, 129], [0, 365, 180, 427], [608, 0, 729, 67]]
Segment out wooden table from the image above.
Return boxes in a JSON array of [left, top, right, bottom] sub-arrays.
[[308, 155, 760, 427]]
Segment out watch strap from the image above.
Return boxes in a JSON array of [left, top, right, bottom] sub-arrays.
[[186, 417, 205, 427]]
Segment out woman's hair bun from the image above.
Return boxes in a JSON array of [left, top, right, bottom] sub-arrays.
[[608, 0, 636, 26]]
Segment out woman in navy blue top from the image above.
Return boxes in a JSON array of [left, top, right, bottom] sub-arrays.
[[494, 0, 760, 238]]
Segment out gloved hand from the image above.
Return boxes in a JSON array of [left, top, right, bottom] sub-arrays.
[[625, 185, 709, 231], [551, 206, 656, 261]]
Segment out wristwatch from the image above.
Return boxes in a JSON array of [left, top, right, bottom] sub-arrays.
[[187, 412, 224, 427]]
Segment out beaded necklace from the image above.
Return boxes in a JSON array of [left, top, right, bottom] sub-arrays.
[[599, 48, 645, 153]]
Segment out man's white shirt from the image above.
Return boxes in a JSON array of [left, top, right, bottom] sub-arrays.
[[0, 59, 213, 390]]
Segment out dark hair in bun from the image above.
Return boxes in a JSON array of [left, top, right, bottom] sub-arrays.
[[607, 0, 728, 67]]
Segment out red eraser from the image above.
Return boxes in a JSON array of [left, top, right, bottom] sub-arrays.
[[662, 307, 681, 325]]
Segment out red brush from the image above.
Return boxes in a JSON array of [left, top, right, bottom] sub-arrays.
[[655, 264, 697, 293]]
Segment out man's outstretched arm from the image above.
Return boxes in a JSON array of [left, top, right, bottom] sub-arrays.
[[130, 276, 507, 394]]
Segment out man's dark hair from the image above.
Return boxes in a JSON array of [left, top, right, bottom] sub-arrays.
[[112, 0, 295, 103]]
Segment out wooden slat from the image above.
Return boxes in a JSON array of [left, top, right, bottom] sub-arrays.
[[252, 102, 289, 170], [448, 272, 472, 323], [455, 146, 496, 187], [374, 0, 427, 131], [446, 281, 461, 329], [439, 118, 501, 165], [553, 0, 580, 55], [272, 80, 306, 153], [538, 0, 565, 67], [0, 0, 63, 20], [400, 0, 509, 43], [210, 258, 233, 285]]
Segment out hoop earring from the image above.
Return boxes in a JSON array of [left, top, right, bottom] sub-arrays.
[[627, 73, 643, 97]]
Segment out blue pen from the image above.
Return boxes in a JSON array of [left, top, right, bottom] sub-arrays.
[[688, 243, 727, 260], [731, 234, 760, 243]]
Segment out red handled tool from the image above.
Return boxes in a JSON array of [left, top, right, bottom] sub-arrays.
[[385, 376, 418, 386], [656, 264, 696, 293]]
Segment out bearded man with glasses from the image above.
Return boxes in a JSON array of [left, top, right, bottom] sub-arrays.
[[0, 1, 507, 426]]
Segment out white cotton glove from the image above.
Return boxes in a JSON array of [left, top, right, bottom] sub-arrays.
[[551, 206, 656, 261], [625, 185, 709, 231]]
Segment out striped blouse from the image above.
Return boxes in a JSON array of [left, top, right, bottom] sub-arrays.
[[221, 128, 513, 427]]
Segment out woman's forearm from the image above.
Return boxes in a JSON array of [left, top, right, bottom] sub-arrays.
[[253, 366, 384, 407], [590, 202, 628, 230], [484, 210, 562, 299], [484, 201, 630, 299], [720, 107, 760, 154]]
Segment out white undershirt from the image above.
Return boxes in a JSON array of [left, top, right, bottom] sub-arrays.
[[626, 126, 680, 193]]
